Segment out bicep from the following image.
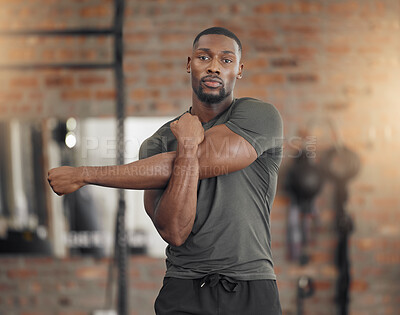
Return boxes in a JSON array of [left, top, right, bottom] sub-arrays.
[[198, 124, 257, 179], [143, 189, 164, 221]]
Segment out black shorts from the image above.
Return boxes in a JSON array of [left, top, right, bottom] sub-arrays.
[[155, 274, 282, 315]]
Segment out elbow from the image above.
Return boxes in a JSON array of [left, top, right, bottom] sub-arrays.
[[166, 236, 186, 247], [156, 224, 189, 247]]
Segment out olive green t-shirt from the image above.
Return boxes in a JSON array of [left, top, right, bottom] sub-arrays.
[[139, 97, 283, 280]]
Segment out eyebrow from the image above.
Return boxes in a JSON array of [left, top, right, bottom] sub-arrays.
[[196, 48, 236, 55]]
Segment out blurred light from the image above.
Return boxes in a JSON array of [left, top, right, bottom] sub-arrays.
[[65, 132, 76, 148], [66, 117, 77, 131], [36, 226, 48, 239]]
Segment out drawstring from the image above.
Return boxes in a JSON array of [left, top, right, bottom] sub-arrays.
[[200, 273, 238, 292]]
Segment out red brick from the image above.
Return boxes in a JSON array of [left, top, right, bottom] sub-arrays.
[[80, 5, 111, 18], [288, 46, 317, 58], [243, 57, 269, 70], [95, 90, 116, 100], [251, 73, 285, 85], [150, 268, 166, 278], [42, 49, 56, 61], [22, 257, 54, 265], [355, 238, 377, 251], [79, 75, 107, 85], [124, 33, 151, 44], [299, 102, 317, 111], [235, 86, 268, 99], [159, 49, 190, 59], [360, 0, 386, 18], [58, 49, 75, 61], [270, 58, 298, 68], [61, 90, 91, 101], [311, 252, 332, 264], [144, 61, 174, 72], [218, 4, 244, 14], [326, 44, 351, 55], [254, 3, 288, 14], [9, 76, 39, 88], [0, 282, 18, 291], [373, 198, 398, 209], [28, 91, 44, 100], [290, 1, 322, 14], [7, 48, 35, 62], [130, 88, 160, 101], [132, 281, 158, 290], [124, 63, 140, 73], [254, 44, 283, 54], [15, 103, 32, 113], [314, 280, 332, 290], [56, 281, 78, 292], [160, 33, 188, 43], [147, 76, 175, 86], [79, 49, 97, 61], [288, 73, 318, 83], [130, 255, 161, 264], [58, 312, 87, 315], [321, 265, 337, 278], [0, 91, 23, 102], [375, 252, 400, 264], [154, 100, 177, 113], [75, 266, 107, 280], [166, 88, 191, 99], [324, 102, 349, 110], [249, 30, 275, 41], [7, 269, 37, 279], [282, 25, 318, 36], [328, 1, 359, 16], [350, 279, 369, 292], [45, 75, 74, 88], [0, 104, 7, 114], [184, 5, 213, 15]]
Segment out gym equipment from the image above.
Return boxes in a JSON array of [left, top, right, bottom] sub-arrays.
[[321, 145, 360, 315]]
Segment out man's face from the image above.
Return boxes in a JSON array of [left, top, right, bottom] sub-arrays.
[[187, 34, 243, 105]]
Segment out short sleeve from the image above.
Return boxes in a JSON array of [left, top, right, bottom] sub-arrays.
[[224, 98, 283, 157], [139, 135, 163, 160]]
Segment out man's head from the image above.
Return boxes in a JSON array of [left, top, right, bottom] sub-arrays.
[[192, 27, 242, 59], [187, 27, 243, 105]]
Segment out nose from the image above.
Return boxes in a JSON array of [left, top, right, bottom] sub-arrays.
[[207, 58, 220, 75]]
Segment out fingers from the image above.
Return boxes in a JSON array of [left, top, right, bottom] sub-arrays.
[[47, 168, 65, 196]]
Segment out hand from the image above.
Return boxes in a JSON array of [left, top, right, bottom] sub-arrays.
[[170, 113, 204, 147], [47, 166, 86, 196]]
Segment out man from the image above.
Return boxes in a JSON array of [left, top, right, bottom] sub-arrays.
[[48, 27, 283, 314]]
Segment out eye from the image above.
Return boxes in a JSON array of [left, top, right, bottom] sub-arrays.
[[199, 56, 210, 61], [223, 59, 233, 64]]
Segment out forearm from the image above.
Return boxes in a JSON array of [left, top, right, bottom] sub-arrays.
[[153, 143, 199, 246], [84, 125, 256, 190], [83, 151, 176, 190]]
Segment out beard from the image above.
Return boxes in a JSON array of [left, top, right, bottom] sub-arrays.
[[193, 84, 228, 104]]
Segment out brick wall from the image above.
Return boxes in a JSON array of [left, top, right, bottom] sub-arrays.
[[0, 256, 164, 315], [1, 0, 400, 314]]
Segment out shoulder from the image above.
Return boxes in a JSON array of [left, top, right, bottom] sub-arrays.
[[139, 113, 185, 159], [232, 97, 282, 122]]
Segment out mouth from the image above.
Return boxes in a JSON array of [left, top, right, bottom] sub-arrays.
[[201, 76, 223, 89]]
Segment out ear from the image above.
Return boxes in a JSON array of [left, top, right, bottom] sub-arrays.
[[186, 57, 191, 73], [236, 63, 244, 79]]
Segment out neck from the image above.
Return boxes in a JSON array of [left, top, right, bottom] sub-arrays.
[[190, 94, 234, 123]]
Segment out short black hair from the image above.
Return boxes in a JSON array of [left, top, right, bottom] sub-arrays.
[[193, 27, 242, 53]]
